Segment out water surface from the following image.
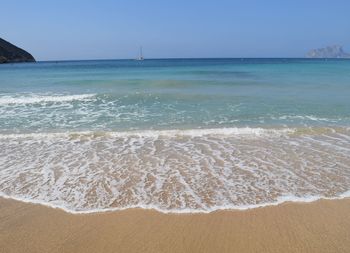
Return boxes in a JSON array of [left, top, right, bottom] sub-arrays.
[[0, 59, 349, 213]]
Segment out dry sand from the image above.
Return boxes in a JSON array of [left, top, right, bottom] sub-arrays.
[[1, 197, 350, 253]]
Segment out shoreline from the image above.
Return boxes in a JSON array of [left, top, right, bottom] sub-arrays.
[[1, 127, 349, 215], [1, 197, 350, 253], [1, 191, 350, 214]]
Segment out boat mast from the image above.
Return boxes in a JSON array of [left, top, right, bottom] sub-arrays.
[[140, 46, 143, 60]]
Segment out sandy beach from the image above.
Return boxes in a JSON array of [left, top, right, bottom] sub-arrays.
[[2, 1, 350, 252], [0, 198, 349, 253]]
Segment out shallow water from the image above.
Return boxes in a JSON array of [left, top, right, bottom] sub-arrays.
[[0, 59, 350, 213]]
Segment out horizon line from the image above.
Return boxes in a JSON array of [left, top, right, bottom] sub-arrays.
[[27, 57, 350, 63]]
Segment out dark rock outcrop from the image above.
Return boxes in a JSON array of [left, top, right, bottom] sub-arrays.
[[306, 45, 350, 58], [0, 38, 35, 63]]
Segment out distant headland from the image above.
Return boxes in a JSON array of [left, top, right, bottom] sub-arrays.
[[0, 38, 35, 64], [306, 45, 350, 58]]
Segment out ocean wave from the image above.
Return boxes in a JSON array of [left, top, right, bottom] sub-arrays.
[[0, 127, 295, 139], [0, 94, 96, 105], [0, 126, 348, 140], [0, 127, 349, 214], [276, 115, 340, 122], [1, 191, 350, 214]]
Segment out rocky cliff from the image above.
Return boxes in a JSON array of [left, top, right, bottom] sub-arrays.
[[0, 38, 35, 63], [306, 45, 350, 58]]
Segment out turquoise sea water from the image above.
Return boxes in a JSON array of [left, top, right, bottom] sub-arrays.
[[0, 58, 349, 132], [0, 59, 350, 213]]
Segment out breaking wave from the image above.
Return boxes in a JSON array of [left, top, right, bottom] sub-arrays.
[[0, 93, 96, 105], [0, 127, 350, 214]]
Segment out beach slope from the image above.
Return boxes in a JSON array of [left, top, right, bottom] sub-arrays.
[[1, 198, 350, 253]]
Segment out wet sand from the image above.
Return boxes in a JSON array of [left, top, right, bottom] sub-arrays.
[[1, 198, 350, 253]]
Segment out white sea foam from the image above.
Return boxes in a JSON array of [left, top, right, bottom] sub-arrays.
[[0, 127, 349, 214], [1, 192, 350, 214], [0, 94, 96, 105], [0, 127, 295, 139]]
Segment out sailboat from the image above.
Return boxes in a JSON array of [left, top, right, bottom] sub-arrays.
[[136, 46, 144, 61]]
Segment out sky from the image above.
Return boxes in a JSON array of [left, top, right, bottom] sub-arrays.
[[1, 0, 350, 61]]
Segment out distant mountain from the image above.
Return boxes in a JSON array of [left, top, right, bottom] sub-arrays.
[[0, 38, 35, 63], [306, 45, 350, 58]]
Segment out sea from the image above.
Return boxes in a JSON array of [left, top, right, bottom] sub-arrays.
[[0, 58, 349, 213]]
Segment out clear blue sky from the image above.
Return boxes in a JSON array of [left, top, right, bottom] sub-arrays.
[[1, 0, 350, 61]]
